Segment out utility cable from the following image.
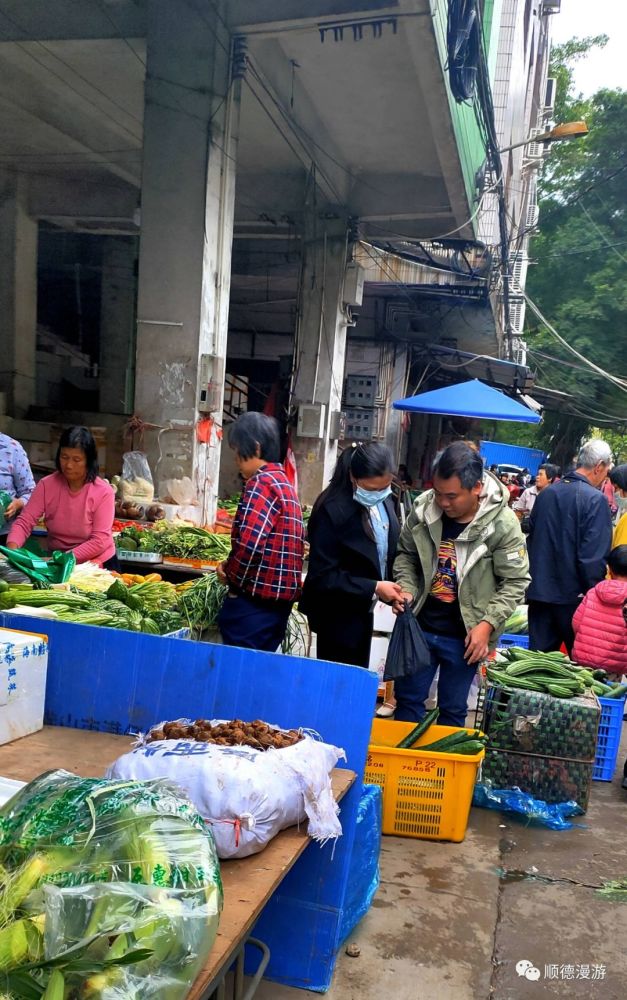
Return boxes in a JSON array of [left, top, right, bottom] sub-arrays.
[[579, 202, 627, 264], [524, 293, 627, 394]]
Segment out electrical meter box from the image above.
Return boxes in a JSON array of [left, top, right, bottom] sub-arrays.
[[297, 403, 326, 438], [344, 262, 365, 307]]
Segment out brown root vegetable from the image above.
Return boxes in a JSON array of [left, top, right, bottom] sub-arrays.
[[150, 718, 303, 750], [146, 505, 165, 522]]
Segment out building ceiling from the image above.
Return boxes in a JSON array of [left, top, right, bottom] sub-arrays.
[[0, 0, 471, 241]]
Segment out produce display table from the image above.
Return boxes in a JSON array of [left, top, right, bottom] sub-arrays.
[[0, 727, 355, 1000], [0, 613, 377, 991]]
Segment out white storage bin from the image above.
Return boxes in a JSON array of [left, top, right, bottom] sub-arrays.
[[0, 628, 49, 746], [0, 776, 26, 806]]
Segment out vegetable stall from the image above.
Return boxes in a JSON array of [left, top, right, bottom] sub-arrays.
[[0, 611, 376, 996]]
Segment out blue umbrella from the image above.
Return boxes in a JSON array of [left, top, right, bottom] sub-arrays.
[[393, 378, 541, 424]]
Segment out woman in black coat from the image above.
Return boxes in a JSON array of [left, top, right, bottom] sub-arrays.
[[300, 443, 401, 667]]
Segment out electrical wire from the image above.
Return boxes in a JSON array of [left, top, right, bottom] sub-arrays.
[[530, 239, 627, 260], [0, 5, 143, 142], [524, 293, 627, 394], [579, 202, 627, 264]]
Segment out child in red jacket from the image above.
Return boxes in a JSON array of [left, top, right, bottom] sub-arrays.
[[572, 545, 627, 674]]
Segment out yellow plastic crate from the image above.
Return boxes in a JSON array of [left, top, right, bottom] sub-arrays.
[[364, 719, 485, 843]]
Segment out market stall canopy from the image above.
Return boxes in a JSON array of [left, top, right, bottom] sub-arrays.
[[393, 379, 542, 423]]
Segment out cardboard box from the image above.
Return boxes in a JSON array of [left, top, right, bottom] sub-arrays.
[[0, 628, 48, 746]]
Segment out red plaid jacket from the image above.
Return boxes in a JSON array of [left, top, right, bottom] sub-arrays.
[[224, 464, 305, 602]]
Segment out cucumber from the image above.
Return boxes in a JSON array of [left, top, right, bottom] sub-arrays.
[[396, 707, 440, 749], [604, 683, 627, 700], [419, 730, 478, 752], [449, 740, 487, 755], [546, 683, 576, 698]]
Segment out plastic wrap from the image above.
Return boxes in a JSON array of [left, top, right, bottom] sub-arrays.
[[339, 784, 382, 944], [0, 546, 76, 585], [119, 452, 155, 504], [107, 721, 346, 858], [472, 781, 584, 830], [0, 769, 222, 998]]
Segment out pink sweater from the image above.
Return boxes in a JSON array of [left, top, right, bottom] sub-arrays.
[[7, 472, 115, 566], [572, 579, 627, 672]]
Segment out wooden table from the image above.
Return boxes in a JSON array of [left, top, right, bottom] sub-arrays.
[[0, 727, 355, 1000]]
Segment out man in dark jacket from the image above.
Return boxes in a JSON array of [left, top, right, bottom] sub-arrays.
[[527, 439, 613, 653]]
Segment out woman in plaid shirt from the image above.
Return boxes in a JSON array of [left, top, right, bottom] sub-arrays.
[[217, 412, 305, 651]]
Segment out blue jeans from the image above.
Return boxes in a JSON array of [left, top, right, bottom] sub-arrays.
[[218, 592, 292, 652], [394, 631, 476, 727]]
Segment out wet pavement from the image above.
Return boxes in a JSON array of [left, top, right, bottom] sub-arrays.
[[252, 722, 627, 1000]]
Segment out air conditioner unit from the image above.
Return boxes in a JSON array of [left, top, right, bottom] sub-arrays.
[[509, 299, 526, 334], [524, 128, 548, 164], [508, 252, 529, 294], [526, 203, 540, 230], [544, 77, 557, 113], [511, 337, 528, 366]]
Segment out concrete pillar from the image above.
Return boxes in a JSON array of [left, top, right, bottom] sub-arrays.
[[0, 173, 37, 417], [292, 214, 350, 506], [134, 0, 239, 523], [99, 237, 137, 414]]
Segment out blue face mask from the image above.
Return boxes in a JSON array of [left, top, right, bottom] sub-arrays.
[[354, 485, 392, 508]]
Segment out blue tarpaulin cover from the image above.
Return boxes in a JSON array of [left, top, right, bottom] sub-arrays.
[[339, 784, 382, 944], [393, 378, 541, 423]]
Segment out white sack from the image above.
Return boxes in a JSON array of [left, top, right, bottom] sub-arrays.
[[106, 723, 346, 859]]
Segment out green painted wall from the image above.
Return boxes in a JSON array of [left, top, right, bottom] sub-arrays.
[[431, 0, 503, 215]]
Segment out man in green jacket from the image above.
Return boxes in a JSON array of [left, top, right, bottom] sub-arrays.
[[393, 442, 529, 725]]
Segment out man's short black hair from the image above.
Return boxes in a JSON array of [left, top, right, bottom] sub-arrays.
[[55, 426, 99, 482], [228, 411, 281, 463], [609, 464, 627, 492], [608, 545, 627, 577], [539, 463, 560, 482], [434, 442, 484, 490]]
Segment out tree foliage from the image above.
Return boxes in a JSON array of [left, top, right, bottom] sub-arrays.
[[523, 35, 627, 465]]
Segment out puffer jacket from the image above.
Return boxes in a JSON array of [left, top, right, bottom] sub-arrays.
[[572, 579, 627, 671], [393, 473, 529, 649]]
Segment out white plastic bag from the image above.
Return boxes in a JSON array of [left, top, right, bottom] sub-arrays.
[[107, 722, 346, 859], [163, 477, 196, 505], [119, 451, 155, 503]]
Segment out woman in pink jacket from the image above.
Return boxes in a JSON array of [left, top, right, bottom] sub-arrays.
[[7, 426, 116, 568], [572, 545, 627, 673]]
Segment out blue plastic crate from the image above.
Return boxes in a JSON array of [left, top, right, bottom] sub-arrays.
[[498, 633, 529, 649], [593, 696, 625, 781], [0, 611, 377, 992]]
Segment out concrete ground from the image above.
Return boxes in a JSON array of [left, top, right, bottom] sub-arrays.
[[251, 723, 627, 1000]]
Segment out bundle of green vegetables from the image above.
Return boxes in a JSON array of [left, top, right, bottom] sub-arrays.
[[487, 647, 627, 699], [117, 526, 159, 554], [0, 770, 222, 999], [0, 581, 185, 636], [177, 573, 310, 652], [149, 525, 232, 562], [502, 605, 528, 635]]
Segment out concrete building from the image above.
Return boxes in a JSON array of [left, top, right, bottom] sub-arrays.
[[0, 0, 558, 513]]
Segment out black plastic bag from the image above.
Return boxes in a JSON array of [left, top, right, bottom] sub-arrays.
[[383, 603, 432, 680]]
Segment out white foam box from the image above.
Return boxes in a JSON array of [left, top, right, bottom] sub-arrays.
[[0, 776, 25, 807], [0, 627, 48, 746], [158, 503, 201, 525], [373, 601, 395, 634]]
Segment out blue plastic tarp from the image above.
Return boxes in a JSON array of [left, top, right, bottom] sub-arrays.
[[393, 379, 541, 423], [339, 784, 382, 945]]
